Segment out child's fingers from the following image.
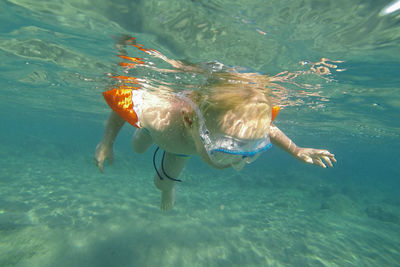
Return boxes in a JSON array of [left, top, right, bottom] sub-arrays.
[[315, 158, 327, 168], [324, 152, 337, 164], [321, 150, 334, 157], [322, 156, 333, 167], [94, 157, 104, 173], [320, 150, 336, 166], [303, 156, 313, 164], [99, 162, 104, 173]]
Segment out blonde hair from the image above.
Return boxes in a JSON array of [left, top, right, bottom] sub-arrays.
[[192, 72, 272, 139]]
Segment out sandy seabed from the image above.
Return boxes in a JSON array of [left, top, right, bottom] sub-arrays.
[[0, 145, 399, 267]]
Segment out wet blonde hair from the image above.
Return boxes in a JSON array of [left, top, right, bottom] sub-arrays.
[[192, 72, 272, 139]]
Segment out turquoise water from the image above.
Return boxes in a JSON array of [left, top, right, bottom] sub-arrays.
[[1, 0, 400, 266]]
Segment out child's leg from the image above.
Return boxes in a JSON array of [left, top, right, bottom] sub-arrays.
[[132, 128, 153, 153], [154, 152, 189, 211]]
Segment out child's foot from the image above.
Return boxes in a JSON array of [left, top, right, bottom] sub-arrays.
[[161, 188, 175, 211], [154, 175, 175, 211]]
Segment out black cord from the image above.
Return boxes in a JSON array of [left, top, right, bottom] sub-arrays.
[[153, 147, 182, 182], [153, 147, 164, 180], [161, 150, 182, 182]]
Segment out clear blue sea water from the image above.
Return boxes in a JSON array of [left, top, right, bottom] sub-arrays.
[[1, 0, 400, 266]]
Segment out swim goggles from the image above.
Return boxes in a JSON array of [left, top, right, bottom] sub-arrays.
[[177, 92, 271, 169]]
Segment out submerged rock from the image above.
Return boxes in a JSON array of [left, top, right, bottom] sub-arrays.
[[365, 205, 400, 224], [320, 194, 362, 216]]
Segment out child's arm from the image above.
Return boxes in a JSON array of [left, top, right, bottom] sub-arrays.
[[94, 111, 125, 172], [269, 124, 336, 168]]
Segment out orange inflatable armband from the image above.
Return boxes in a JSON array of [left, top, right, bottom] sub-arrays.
[[103, 88, 141, 128], [271, 106, 280, 123]]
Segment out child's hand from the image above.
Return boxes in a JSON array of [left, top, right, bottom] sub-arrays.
[[295, 148, 336, 168], [94, 141, 114, 173]]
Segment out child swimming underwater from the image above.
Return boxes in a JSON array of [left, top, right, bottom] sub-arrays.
[[95, 38, 336, 211]]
